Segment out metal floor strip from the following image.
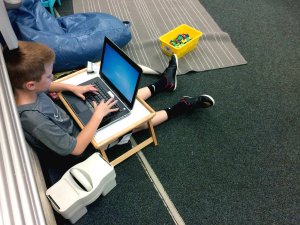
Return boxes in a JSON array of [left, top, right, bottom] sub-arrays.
[[130, 137, 185, 225]]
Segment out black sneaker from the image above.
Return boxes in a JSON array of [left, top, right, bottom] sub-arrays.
[[181, 95, 215, 109], [162, 54, 178, 91]]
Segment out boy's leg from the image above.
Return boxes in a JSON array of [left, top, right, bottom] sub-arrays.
[[137, 87, 152, 101], [137, 54, 178, 101], [134, 94, 215, 132], [134, 110, 168, 131], [165, 95, 215, 120]]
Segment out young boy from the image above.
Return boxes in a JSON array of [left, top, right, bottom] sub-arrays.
[[3, 41, 215, 161]]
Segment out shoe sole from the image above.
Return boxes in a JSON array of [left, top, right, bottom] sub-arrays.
[[173, 54, 178, 91], [201, 94, 215, 106], [183, 94, 215, 106]]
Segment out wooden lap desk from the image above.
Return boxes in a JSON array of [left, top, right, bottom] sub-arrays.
[[56, 67, 158, 166]]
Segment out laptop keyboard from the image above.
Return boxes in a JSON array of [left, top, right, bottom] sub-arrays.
[[84, 81, 120, 122]]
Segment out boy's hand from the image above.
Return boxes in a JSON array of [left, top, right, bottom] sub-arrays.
[[71, 85, 98, 100], [92, 98, 119, 119]]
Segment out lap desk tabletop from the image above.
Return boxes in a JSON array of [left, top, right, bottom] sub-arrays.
[[56, 65, 158, 166]]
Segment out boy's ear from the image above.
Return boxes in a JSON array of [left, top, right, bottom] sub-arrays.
[[24, 81, 36, 91]]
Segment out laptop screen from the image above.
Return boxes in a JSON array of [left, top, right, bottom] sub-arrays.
[[100, 37, 142, 109]]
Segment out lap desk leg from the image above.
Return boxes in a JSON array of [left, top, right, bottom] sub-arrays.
[[94, 97, 158, 166]]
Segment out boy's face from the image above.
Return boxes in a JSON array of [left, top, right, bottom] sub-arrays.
[[34, 62, 54, 92]]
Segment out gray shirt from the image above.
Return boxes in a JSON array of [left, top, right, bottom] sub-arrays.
[[18, 93, 79, 156]]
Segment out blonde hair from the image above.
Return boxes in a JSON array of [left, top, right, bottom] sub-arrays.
[[3, 41, 55, 89]]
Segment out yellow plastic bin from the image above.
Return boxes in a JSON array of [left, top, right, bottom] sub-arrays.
[[159, 24, 202, 58]]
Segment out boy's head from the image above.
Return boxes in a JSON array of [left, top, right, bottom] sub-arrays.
[[3, 41, 55, 90]]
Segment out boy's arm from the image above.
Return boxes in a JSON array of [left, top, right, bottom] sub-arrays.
[[49, 82, 76, 93], [71, 111, 105, 155], [71, 98, 119, 155], [49, 82, 98, 100]]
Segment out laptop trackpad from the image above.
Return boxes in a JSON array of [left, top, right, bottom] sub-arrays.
[[73, 101, 88, 114]]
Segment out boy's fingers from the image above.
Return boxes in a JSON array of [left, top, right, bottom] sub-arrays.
[[111, 107, 119, 112], [79, 94, 85, 101], [110, 100, 118, 106], [106, 98, 117, 105], [105, 97, 114, 103], [92, 101, 97, 108], [90, 86, 98, 92]]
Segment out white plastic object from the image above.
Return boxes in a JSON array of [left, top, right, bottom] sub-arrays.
[[86, 61, 94, 73], [46, 153, 116, 224], [69, 168, 93, 192]]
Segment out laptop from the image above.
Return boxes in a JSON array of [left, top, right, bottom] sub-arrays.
[[60, 36, 142, 130]]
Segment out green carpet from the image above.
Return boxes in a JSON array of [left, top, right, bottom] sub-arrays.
[[138, 0, 300, 224], [56, 0, 300, 224]]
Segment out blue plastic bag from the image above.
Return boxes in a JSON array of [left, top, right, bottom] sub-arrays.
[[8, 0, 131, 72]]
